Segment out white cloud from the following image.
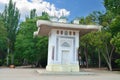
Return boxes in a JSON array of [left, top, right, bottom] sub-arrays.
[[0, 0, 70, 21]]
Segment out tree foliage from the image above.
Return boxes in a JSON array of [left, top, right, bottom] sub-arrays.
[[81, 31, 115, 70], [111, 33, 120, 53], [104, 0, 120, 16], [30, 9, 37, 19], [99, 11, 114, 28], [2, 0, 20, 65], [0, 13, 7, 65], [110, 16, 120, 35], [15, 12, 49, 67], [0, 14, 7, 51]]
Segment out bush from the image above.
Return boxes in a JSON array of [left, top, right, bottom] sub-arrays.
[[0, 59, 2, 66], [14, 59, 22, 66], [115, 59, 120, 67]]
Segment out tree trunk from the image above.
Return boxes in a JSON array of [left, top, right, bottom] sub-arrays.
[[78, 58, 81, 71], [84, 47, 88, 68], [98, 49, 101, 68], [11, 53, 14, 65], [105, 44, 114, 71], [102, 51, 112, 71], [78, 47, 81, 71], [7, 47, 9, 66], [107, 61, 112, 71]]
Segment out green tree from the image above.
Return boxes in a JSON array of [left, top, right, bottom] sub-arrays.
[[0, 13, 7, 65], [80, 32, 97, 68], [84, 32, 102, 68], [79, 17, 85, 24], [80, 31, 103, 68], [15, 18, 48, 67], [111, 32, 120, 54], [103, 0, 120, 34], [2, 0, 20, 65], [15, 12, 49, 67], [36, 12, 49, 20], [0, 14, 7, 51], [111, 32, 120, 67], [79, 11, 103, 25], [78, 0, 120, 70], [104, 0, 120, 16], [99, 11, 114, 29], [79, 16, 94, 25], [110, 16, 120, 35], [81, 31, 115, 71], [30, 9, 37, 19], [103, 0, 120, 69], [95, 32, 114, 71]]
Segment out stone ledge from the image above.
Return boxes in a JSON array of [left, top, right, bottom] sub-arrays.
[[36, 69, 96, 75]]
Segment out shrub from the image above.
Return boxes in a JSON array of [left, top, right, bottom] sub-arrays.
[[0, 59, 2, 66], [115, 59, 120, 67]]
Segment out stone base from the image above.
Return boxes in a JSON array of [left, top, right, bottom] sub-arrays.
[[46, 64, 79, 72]]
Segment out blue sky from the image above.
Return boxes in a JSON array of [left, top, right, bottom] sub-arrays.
[[45, 0, 105, 21], [0, 0, 105, 21]]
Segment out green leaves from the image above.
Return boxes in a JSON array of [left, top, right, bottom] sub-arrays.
[[2, 0, 20, 53], [15, 16, 49, 66], [104, 0, 120, 16], [79, 11, 103, 25], [111, 32, 120, 53], [80, 31, 114, 70], [15, 19, 36, 62], [81, 31, 112, 49], [110, 16, 120, 35], [0, 15, 7, 51]]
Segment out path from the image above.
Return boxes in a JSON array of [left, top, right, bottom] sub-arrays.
[[0, 68, 120, 80]]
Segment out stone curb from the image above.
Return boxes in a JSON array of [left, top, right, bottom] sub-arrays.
[[36, 70, 96, 76]]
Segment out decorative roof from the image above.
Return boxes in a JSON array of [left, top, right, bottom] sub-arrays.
[[34, 20, 102, 36]]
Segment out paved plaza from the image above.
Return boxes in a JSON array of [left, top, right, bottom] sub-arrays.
[[0, 68, 120, 80]]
